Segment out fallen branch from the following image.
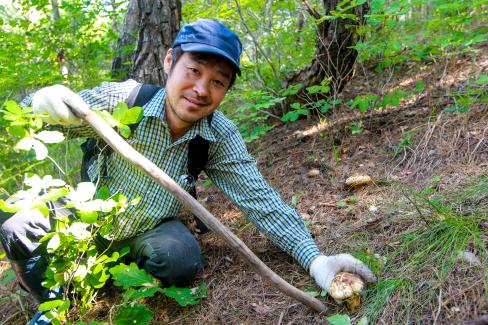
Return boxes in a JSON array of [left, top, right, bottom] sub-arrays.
[[71, 106, 328, 313]]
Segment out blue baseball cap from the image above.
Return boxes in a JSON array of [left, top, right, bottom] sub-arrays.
[[172, 19, 242, 76]]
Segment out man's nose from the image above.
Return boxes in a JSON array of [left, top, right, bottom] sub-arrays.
[[193, 79, 210, 98]]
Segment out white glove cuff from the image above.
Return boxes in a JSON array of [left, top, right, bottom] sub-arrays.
[[309, 255, 335, 292]]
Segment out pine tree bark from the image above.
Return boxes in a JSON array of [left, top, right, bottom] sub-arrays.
[[279, 0, 368, 115], [112, 0, 181, 85]]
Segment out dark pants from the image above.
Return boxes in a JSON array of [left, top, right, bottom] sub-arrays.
[[0, 207, 204, 300]]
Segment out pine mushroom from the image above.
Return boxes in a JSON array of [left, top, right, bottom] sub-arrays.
[[329, 272, 365, 311], [345, 174, 373, 188]]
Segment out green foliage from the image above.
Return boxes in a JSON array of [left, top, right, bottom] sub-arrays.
[[96, 102, 143, 138], [282, 103, 309, 122], [326, 314, 351, 325], [224, 89, 282, 142], [110, 262, 206, 321], [0, 104, 206, 323], [114, 304, 154, 325], [0, 1, 125, 101], [355, 0, 487, 69]]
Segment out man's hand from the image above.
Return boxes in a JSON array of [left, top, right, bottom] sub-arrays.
[[310, 254, 376, 293], [32, 85, 89, 125]]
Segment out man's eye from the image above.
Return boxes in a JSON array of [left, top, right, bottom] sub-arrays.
[[187, 67, 199, 74], [214, 80, 225, 87]]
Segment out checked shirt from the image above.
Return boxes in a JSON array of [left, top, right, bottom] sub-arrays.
[[23, 80, 320, 269]]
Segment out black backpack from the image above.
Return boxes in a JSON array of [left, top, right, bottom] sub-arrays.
[[80, 84, 211, 233]]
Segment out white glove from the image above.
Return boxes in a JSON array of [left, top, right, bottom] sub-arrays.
[[310, 254, 376, 293], [32, 85, 89, 125]]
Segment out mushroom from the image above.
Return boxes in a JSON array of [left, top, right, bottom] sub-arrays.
[[345, 174, 373, 188], [329, 272, 364, 311]]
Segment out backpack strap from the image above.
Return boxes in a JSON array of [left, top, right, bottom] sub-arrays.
[[127, 83, 162, 109], [187, 113, 213, 234], [80, 83, 161, 181]]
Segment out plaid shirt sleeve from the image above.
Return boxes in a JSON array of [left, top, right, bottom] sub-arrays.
[[205, 123, 321, 270], [20, 80, 139, 138]]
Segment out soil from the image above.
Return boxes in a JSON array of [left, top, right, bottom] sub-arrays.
[[1, 45, 487, 324]]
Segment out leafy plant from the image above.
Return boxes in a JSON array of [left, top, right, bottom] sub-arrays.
[[96, 102, 143, 138], [0, 102, 206, 324]]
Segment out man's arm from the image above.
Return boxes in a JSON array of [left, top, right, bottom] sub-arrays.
[[205, 126, 319, 268], [21, 80, 139, 138], [205, 122, 376, 292]]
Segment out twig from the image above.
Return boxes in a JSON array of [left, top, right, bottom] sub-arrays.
[[402, 189, 430, 225], [301, 0, 321, 19], [46, 155, 66, 176], [16, 294, 30, 323], [233, 0, 282, 86], [1, 310, 22, 324], [433, 288, 442, 325], [277, 309, 286, 325], [469, 127, 487, 163]]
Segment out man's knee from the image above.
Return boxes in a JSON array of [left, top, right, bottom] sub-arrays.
[[144, 237, 203, 286], [135, 220, 204, 286], [0, 209, 50, 260]]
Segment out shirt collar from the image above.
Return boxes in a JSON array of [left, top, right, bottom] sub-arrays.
[[144, 88, 217, 143], [142, 88, 166, 119]]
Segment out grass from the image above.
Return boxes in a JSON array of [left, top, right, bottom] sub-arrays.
[[358, 177, 488, 323]]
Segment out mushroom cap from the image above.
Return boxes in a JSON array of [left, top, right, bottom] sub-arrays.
[[329, 272, 365, 301], [345, 174, 373, 187]]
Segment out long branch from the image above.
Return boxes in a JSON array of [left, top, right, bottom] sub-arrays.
[[71, 107, 328, 313]]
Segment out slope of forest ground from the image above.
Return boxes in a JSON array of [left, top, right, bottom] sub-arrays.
[[1, 45, 487, 324]]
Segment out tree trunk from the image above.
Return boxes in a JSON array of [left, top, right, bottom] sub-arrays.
[[112, 0, 181, 85], [279, 0, 369, 115]]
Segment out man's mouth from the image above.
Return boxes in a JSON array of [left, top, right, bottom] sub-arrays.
[[184, 96, 207, 107]]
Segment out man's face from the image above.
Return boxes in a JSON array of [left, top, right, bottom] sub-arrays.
[[164, 50, 233, 131]]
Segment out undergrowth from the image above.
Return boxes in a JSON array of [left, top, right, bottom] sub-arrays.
[[361, 176, 488, 323]]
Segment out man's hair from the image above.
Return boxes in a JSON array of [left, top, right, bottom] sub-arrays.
[[170, 45, 237, 89]]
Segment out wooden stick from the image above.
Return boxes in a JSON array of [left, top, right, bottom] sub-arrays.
[[74, 108, 327, 313]]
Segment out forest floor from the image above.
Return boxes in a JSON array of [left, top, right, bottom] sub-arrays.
[[1, 45, 488, 324]]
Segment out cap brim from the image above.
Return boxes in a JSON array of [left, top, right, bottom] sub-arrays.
[[181, 43, 241, 76]]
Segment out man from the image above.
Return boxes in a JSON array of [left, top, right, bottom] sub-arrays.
[[1, 19, 375, 324]]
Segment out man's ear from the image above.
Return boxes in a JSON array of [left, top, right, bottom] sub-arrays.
[[163, 48, 172, 75]]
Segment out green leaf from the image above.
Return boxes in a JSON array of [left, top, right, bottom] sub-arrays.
[[320, 102, 332, 113], [79, 211, 98, 224], [7, 126, 27, 137], [0, 200, 17, 213], [115, 304, 153, 325], [119, 124, 131, 138], [40, 188, 69, 202], [123, 287, 159, 302], [326, 314, 351, 325], [414, 80, 426, 92], [161, 284, 206, 306], [476, 74, 488, 85], [336, 201, 348, 208], [1, 268, 16, 284], [306, 85, 322, 94], [47, 233, 61, 253], [39, 299, 67, 311], [5, 100, 22, 115], [109, 263, 154, 288], [95, 186, 111, 200], [281, 109, 308, 122], [15, 137, 48, 160], [112, 102, 128, 122], [34, 131, 65, 144], [121, 107, 143, 125], [57, 299, 71, 312]]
